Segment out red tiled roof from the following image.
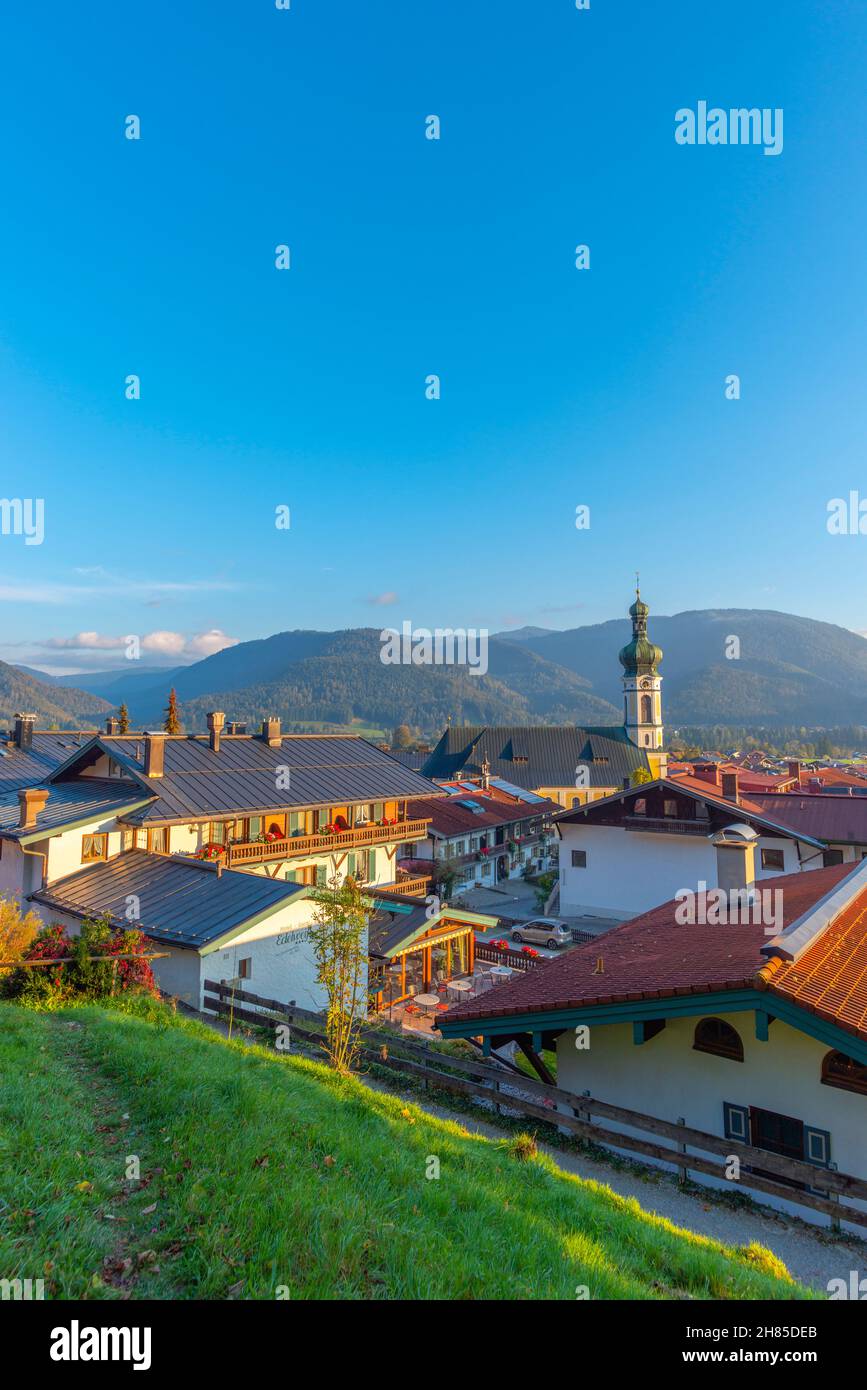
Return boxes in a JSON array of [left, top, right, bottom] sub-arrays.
[[443, 862, 858, 1027], [758, 892, 867, 1040], [410, 790, 558, 839], [752, 793, 867, 847]]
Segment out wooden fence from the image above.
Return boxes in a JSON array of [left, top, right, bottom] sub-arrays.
[[201, 980, 867, 1230]]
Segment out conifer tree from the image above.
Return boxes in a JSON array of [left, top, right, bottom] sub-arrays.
[[163, 688, 181, 735]]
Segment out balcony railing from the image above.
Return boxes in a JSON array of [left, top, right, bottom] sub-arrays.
[[225, 817, 431, 866], [623, 815, 709, 836], [379, 875, 432, 897]]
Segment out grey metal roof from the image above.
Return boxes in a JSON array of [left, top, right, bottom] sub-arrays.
[[422, 725, 650, 789], [0, 779, 152, 842], [367, 895, 432, 959], [30, 849, 306, 950], [49, 734, 444, 825], [0, 732, 96, 794]]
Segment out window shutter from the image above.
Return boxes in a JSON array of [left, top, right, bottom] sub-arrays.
[[347, 852, 356, 875], [315, 864, 327, 887], [804, 1126, 831, 1168], [285, 869, 297, 884], [723, 1102, 749, 1143]]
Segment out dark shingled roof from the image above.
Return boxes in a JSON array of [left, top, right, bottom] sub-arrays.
[[0, 732, 96, 794], [30, 849, 306, 949], [421, 725, 650, 790], [0, 779, 151, 842], [49, 734, 443, 825]]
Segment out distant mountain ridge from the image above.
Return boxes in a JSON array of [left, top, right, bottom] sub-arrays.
[[0, 662, 112, 727], [67, 608, 867, 734]]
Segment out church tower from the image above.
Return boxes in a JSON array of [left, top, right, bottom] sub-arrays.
[[619, 585, 664, 752]]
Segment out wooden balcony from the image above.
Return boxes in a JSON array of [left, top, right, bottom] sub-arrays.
[[379, 875, 432, 897], [622, 815, 709, 836], [225, 817, 431, 867]]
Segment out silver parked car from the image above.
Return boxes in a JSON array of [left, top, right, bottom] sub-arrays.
[[511, 918, 573, 950]]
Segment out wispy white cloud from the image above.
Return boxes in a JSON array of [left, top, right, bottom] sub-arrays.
[[0, 573, 241, 604], [39, 628, 239, 658], [366, 591, 399, 606]]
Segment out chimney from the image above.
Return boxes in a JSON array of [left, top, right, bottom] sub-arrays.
[[262, 717, 281, 748], [787, 760, 801, 788], [710, 824, 758, 898], [144, 732, 165, 778], [106, 716, 121, 735], [18, 787, 49, 829], [207, 710, 225, 753], [720, 771, 740, 804], [480, 755, 491, 791], [13, 713, 36, 750], [695, 764, 720, 788], [226, 721, 247, 735]]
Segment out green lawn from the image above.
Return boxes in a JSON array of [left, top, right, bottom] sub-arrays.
[[0, 998, 813, 1300]]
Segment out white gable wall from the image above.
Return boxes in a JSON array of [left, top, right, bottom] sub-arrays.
[[558, 822, 816, 916], [556, 1011, 867, 1233]]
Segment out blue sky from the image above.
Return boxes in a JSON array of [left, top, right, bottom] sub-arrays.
[[1, 0, 866, 673]]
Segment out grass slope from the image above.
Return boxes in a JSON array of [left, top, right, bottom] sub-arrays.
[[0, 1000, 811, 1301]]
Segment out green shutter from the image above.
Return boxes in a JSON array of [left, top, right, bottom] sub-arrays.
[[315, 864, 327, 887]]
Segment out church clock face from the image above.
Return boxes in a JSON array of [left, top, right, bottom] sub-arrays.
[[639, 678, 651, 689]]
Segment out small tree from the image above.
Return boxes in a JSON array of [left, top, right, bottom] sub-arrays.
[[631, 766, 653, 786], [117, 702, 130, 734], [0, 897, 42, 982], [392, 724, 412, 749], [307, 876, 371, 1073], [163, 688, 181, 734]]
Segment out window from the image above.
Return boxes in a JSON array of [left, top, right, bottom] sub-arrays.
[[693, 1017, 743, 1062], [147, 827, 169, 855], [822, 849, 844, 867], [822, 1050, 867, 1096], [663, 799, 678, 818], [640, 695, 652, 724], [238, 958, 252, 980], [633, 798, 646, 816], [723, 1102, 749, 1143], [761, 847, 785, 872], [571, 849, 587, 868], [81, 833, 108, 864]]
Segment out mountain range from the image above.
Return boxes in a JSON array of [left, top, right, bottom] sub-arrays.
[[11, 608, 867, 735]]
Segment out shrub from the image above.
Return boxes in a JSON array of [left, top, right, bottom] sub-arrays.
[[3, 915, 158, 1007], [0, 896, 43, 981]]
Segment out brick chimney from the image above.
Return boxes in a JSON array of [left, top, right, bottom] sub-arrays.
[[144, 732, 165, 778], [262, 717, 281, 748], [105, 716, 122, 735], [694, 764, 720, 788], [207, 710, 225, 753], [13, 713, 36, 750], [720, 771, 740, 804], [787, 760, 801, 788], [18, 787, 49, 829]]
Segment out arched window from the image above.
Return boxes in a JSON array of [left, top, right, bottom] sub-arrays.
[[822, 1050, 867, 1096], [641, 694, 652, 724], [693, 1018, 743, 1062]]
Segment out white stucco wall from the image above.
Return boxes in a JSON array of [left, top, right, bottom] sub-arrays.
[[556, 1011, 867, 1232], [46, 819, 128, 883], [198, 896, 367, 1014], [558, 823, 815, 916]]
